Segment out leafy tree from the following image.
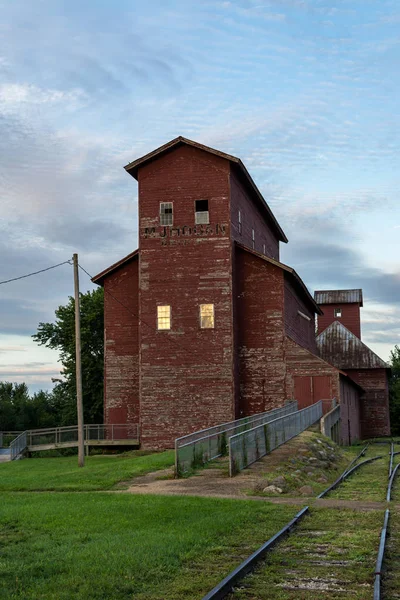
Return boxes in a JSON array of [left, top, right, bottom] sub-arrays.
[[32, 288, 104, 424], [389, 345, 400, 436], [0, 383, 58, 430]]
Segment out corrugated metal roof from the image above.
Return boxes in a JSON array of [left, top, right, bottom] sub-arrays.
[[316, 321, 389, 369], [314, 289, 363, 306]]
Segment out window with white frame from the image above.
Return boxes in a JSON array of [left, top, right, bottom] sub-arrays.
[[195, 199, 209, 224], [157, 305, 171, 330], [252, 228, 255, 249], [238, 210, 242, 234], [334, 308, 342, 318], [160, 202, 173, 226], [200, 304, 214, 329]]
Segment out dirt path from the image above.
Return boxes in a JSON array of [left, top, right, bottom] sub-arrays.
[[115, 433, 393, 511], [123, 431, 319, 497]]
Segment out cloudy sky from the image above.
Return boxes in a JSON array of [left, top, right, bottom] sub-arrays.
[[1, 0, 399, 393]]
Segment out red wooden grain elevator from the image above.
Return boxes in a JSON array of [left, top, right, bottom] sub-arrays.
[[93, 137, 390, 448]]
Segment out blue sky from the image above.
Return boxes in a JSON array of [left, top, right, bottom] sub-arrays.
[[1, 0, 399, 393]]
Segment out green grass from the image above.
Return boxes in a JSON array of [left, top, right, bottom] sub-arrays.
[[383, 508, 400, 598], [0, 492, 298, 600], [0, 451, 175, 491], [227, 508, 383, 599], [329, 445, 389, 502]]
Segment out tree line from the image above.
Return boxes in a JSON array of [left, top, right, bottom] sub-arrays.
[[0, 288, 104, 431], [1, 286, 399, 435]]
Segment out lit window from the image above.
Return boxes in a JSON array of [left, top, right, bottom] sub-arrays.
[[252, 229, 255, 249], [160, 202, 173, 226], [157, 305, 171, 330], [195, 199, 209, 224], [334, 308, 342, 318], [238, 210, 242, 234], [200, 304, 214, 329]]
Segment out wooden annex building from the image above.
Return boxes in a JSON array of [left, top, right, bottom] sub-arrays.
[[92, 137, 391, 448]]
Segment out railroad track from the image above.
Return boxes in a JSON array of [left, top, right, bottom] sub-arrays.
[[202, 441, 400, 600]]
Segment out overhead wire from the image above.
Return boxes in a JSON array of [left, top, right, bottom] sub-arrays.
[[0, 260, 72, 285]]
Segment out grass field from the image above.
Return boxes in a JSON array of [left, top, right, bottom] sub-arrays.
[[0, 493, 297, 600], [0, 451, 175, 491]]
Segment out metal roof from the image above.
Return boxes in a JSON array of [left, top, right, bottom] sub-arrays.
[[314, 289, 363, 306], [316, 321, 389, 369], [124, 136, 288, 244]]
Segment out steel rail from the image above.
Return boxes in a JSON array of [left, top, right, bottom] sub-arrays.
[[386, 462, 400, 502], [342, 443, 369, 476], [202, 444, 392, 600], [201, 507, 309, 600], [389, 442, 394, 479], [374, 509, 390, 600], [317, 455, 383, 499]]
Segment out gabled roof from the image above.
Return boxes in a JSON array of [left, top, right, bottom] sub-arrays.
[[124, 136, 288, 244], [316, 320, 389, 369], [314, 289, 363, 307], [92, 249, 138, 286], [236, 243, 322, 315]]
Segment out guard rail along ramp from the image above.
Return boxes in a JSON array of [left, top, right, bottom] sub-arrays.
[[10, 424, 139, 460], [320, 403, 340, 444], [229, 400, 323, 476], [175, 401, 298, 476]]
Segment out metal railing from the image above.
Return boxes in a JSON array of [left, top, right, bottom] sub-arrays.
[[25, 423, 139, 447], [229, 400, 323, 476], [0, 431, 23, 448], [320, 404, 340, 444], [10, 431, 28, 460], [9, 424, 139, 460], [175, 402, 298, 476]]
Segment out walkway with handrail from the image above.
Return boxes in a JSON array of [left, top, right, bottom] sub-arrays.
[[8, 423, 140, 460]]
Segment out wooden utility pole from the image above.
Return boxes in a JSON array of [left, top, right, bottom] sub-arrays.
[[73, 253, 85, 467]]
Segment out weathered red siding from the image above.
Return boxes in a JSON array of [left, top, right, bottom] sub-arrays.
[[138, 144, 235, 448], [346, 368, 390, 438], [284, 275, 317, 354], [318, 303, 361, 339], [235, 247, 286, 416], [340, 378, 361, 444], [285, 337, 341, 413], [103, 257, 139, 426], [230, 170, 280, 260]]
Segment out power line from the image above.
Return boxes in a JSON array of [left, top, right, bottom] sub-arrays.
[[0, 260, 72, 285]]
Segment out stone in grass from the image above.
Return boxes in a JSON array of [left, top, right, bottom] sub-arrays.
[[263, 485, 283, 495], [271, 475, 286, 487], [299, 485, 314, 496], [318, 475, 328, 483]]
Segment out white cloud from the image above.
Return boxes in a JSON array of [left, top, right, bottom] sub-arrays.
[[0, 83, 87, 111]]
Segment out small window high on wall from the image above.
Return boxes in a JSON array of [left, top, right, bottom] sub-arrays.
[[160, 202, 173, 226], [334, 308, 342, 318], [200, 304, 214, 329], [157, 305, 171, 330], [195, 199, 209, 224]]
